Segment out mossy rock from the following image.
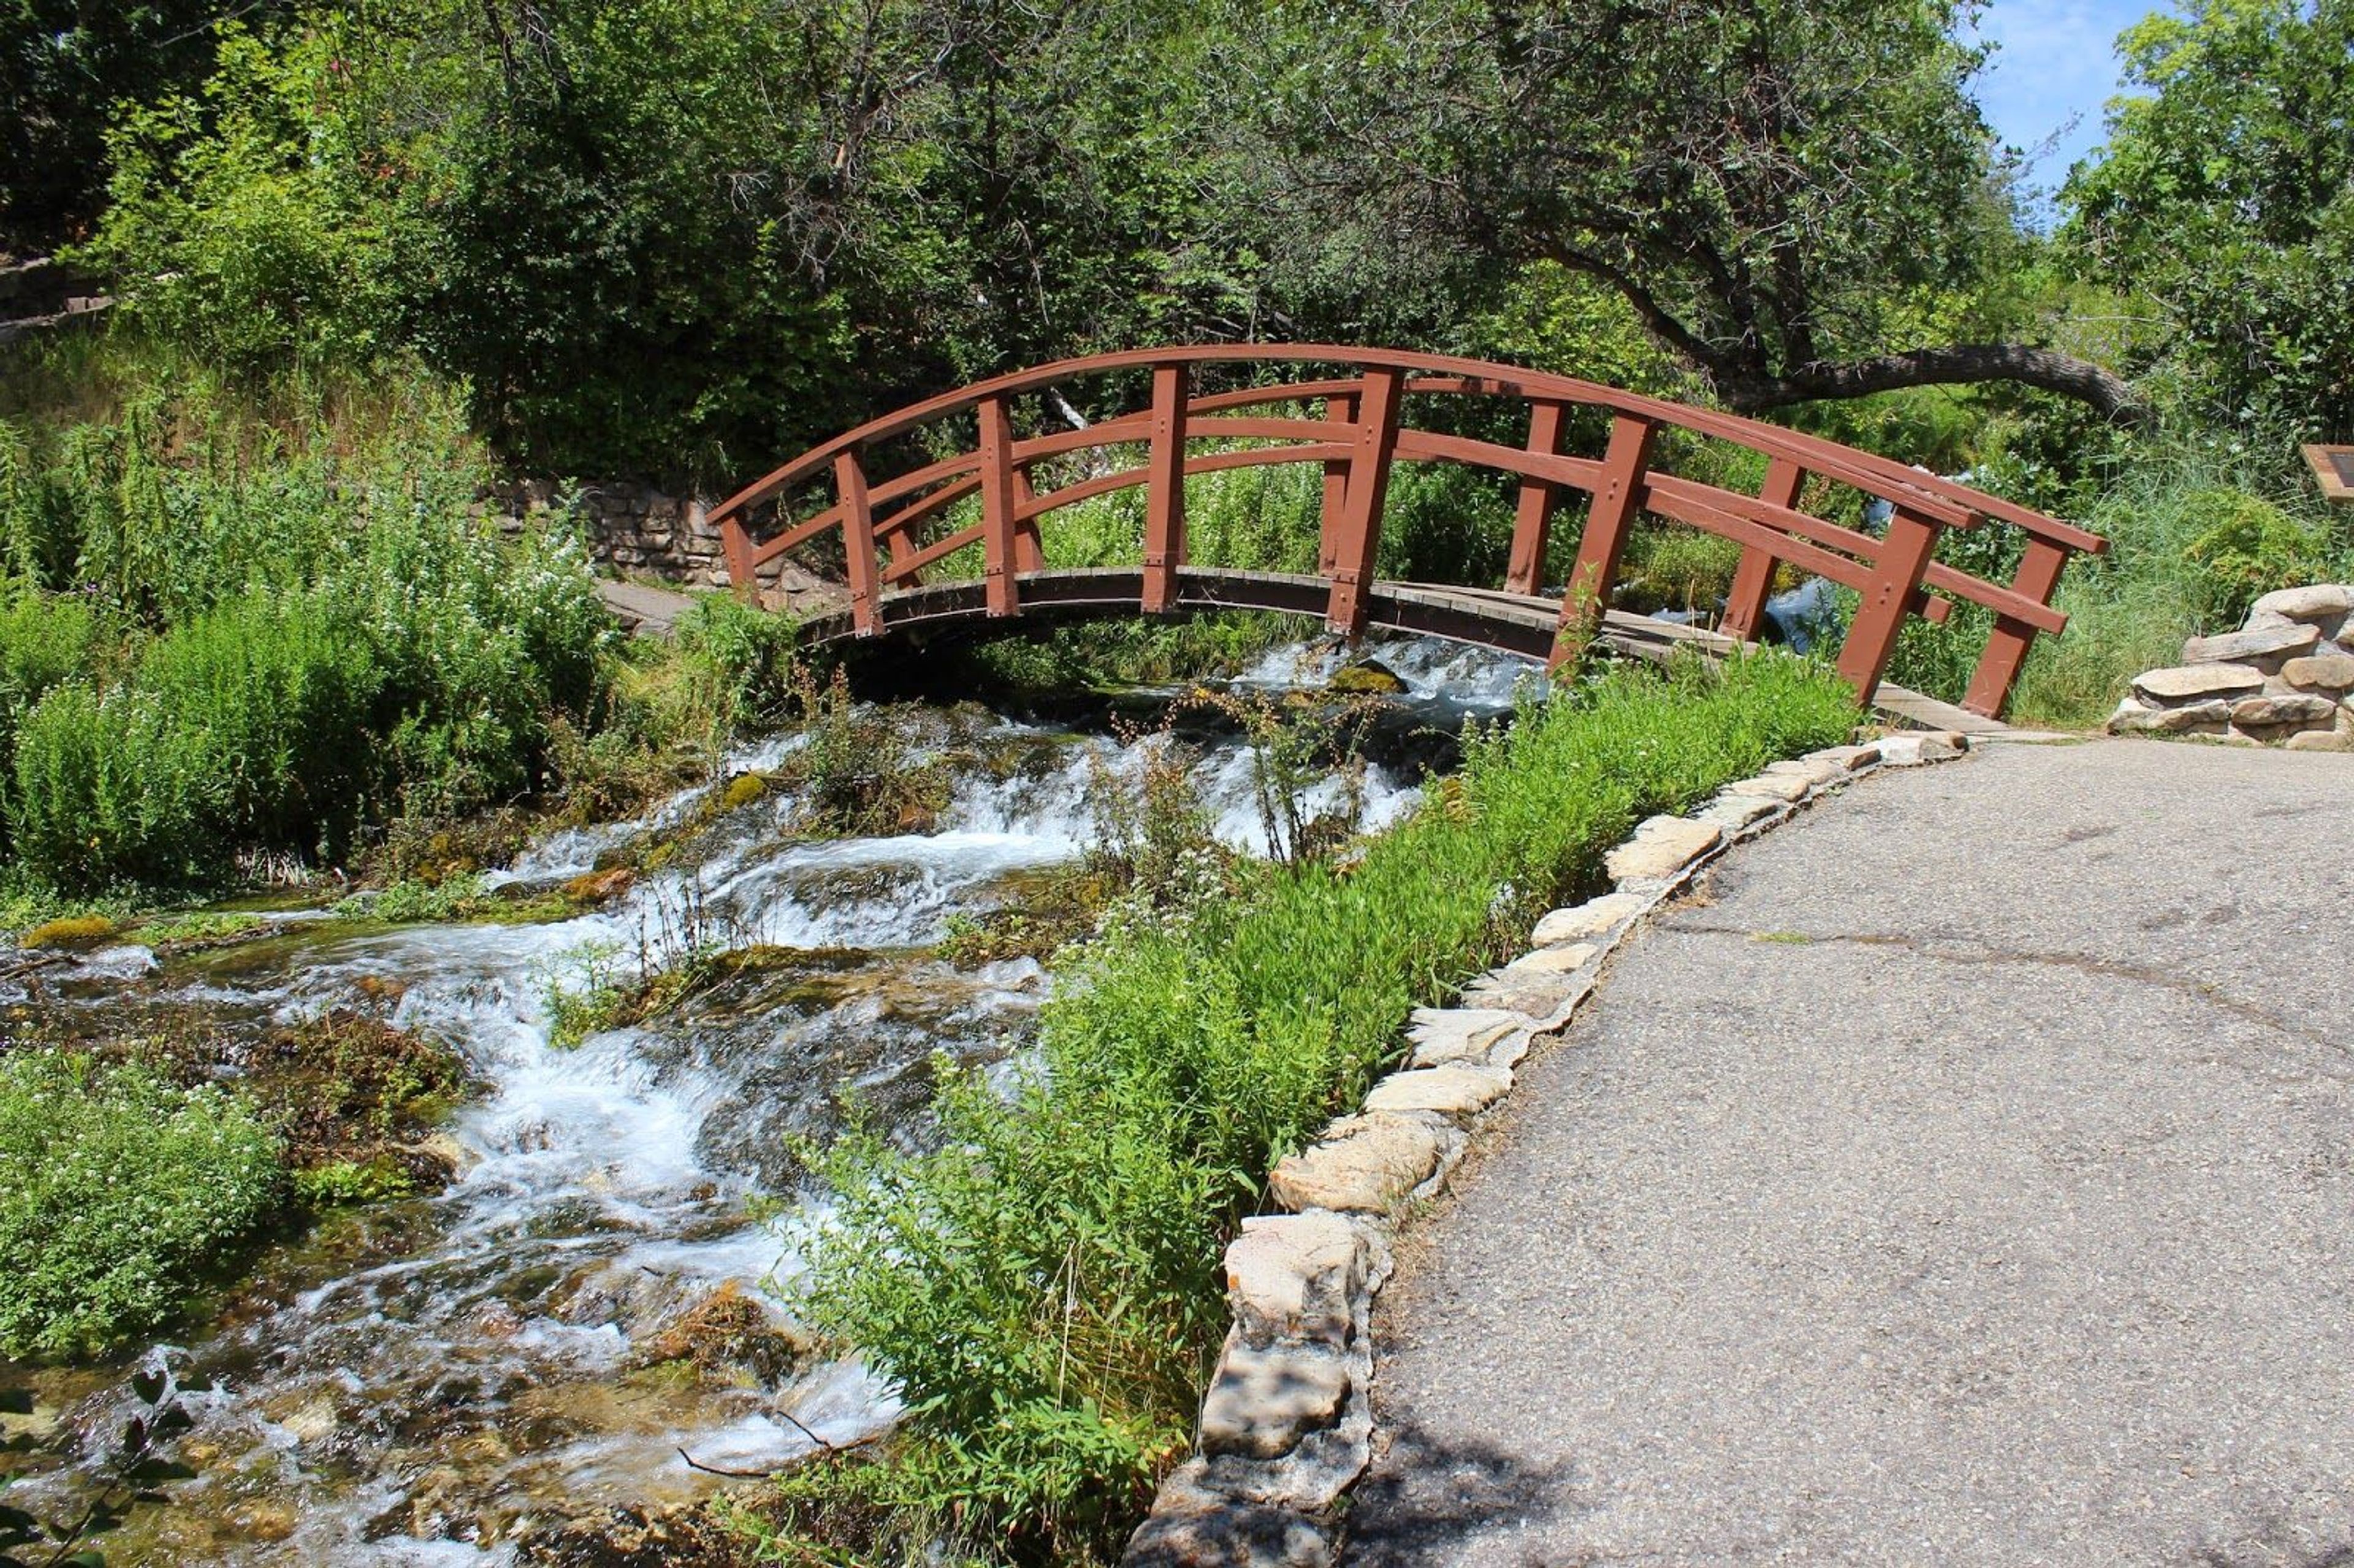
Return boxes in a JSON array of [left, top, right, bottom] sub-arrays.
[[18, 915, 119, 949], [718, 771, 773, 812], [1328, 659, 1406, 695]]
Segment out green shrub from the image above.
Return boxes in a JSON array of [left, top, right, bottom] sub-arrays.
[[10, 683, 222, 892], [674, 593, 800, 729], [0, 1051, 285, 1358], [2181, 490, 2329, 631], [790, 653, 1858, 1561]]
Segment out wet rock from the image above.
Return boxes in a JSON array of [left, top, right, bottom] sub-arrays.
[[1604, 815, 1721, 884], [1326, 659, 1405, 696], [2182, 623, 2319, 665], [1268, 1113, 1448, 1214], [1503, 941, 1596, 976], [1361, 1062, 1511, 1120], [512, 1500, 747, 1567], [1529, 892, 1647, 947], [562, 867, 637, 904], [1404, 1007, 1523, 1068], [1198, 1341, 1350, 1460], [1225, 1212, 1365, 1349], [630, 1282, 810, 1387], [2131, 663, 2266, 702], [226, 1501, 297, 1543]]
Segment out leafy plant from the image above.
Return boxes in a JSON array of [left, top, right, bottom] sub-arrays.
[[1, 1361, 210, 1568]]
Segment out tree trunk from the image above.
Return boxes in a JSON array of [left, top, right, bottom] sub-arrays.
[[1721, 343, 2151, 428]]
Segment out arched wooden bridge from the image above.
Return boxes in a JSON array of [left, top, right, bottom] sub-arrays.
[[712, 346, 2105, 717]]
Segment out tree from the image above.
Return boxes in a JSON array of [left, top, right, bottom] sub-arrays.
[[2060, 0, 2354, 440], [1226, 0, 2147, 424]]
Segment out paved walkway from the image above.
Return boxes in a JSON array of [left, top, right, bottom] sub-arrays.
[[1347, 739, 2354, 1567]]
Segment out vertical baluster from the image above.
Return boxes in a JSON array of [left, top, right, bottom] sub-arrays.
[[834, 449, 881, 636], [720, 510, 754, 595], [1318, 389, 1358, 576], [883, 517, 922, 586], [1964, 535, 2068, 717], [1836, 506, 1940, 702], [1012, 469, 1045, 573], [1506, 400, 1569, 595], [1142, 362, 1189, 613], [1325, 367, 1403, 637], [1553, 414, 1657, 669], [1720, 456, 1804, 641], [976, 395, 1021, 617]]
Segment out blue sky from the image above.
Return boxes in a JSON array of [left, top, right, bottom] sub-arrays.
[[1964, 0, 2168, 201]]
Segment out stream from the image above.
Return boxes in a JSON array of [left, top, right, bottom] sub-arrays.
[[1, 636, 1536, 1564]]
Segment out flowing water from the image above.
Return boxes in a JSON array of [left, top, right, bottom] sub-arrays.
[[1, 637, 1536, 1564]]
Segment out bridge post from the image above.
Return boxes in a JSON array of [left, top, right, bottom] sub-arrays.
[[1962, 535, 2066, 717], [1506, 401, 1569, 595], [1552, 414, 1657, 668], [720, 511, 755, 597], [1325, 368, 1403, 636], [977, 395, 1022, 617], [1720, 456, 1805, 641], [1143, 362, 1189, 613], [1318, 389, 1358, 576], [1837, 506, 1941, 701], [834, 449, 882, 636]]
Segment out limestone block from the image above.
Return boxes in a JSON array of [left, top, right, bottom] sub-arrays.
[[2251, 584, 2353, 622], [1504, 941, 1598, 975], [1361, 1063, 1512, 1120], [2131, 663, 2266, 703], [1529, 892, 1647, 947], [1268, 1114, 1446, 1214], [1802, 742, 1881, 771], [1697, 793, 1784, 829], [1122, 1480, 1332, 1568], [1879, 732, 1965, 766], [1225, 1212, 1365, 1350], [1605, 815, 1723, 883], [2283, 654, 2354, 693], [2182, 623, 2319, 665], [2229, 693, 2336, 728], [1198, 1342, 1350, 1460], [1764, 756, 1848, 787], [1725, 771, 1811, 802], [1462, 966, 1594, 1030], [1405, 1008, 1524, 1067], [2111, 699, 2230, 736], [2284, 728, 2354, 752]]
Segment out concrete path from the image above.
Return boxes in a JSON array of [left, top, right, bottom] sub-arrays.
[[1346, 739, 2354, 1567]]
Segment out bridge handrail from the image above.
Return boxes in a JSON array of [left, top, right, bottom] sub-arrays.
[[711, 345, 2107, 717]]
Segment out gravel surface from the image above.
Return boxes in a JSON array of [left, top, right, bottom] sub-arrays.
[[1345, 738, 2354, 1567]]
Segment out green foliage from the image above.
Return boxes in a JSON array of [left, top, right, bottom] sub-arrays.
[[674, 595, 801, 730], [2181, 491, 2330, 630], [2060, 0, 2354, 438], [789, 654, 1858, 1561], [0, 1052, 285, 1359]]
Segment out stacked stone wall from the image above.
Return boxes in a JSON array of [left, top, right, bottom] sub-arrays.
[[2108, 585, 2354, 750]]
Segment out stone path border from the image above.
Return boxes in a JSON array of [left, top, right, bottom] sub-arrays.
[[1121, 728, 1977, 1568]]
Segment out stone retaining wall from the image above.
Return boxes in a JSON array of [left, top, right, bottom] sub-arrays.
[[2108, 585, 2354, 750], [1122, 729, 1978, 1568], [481, 481, 843, 614]]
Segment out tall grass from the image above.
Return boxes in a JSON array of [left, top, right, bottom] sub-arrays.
[[779, 653, 1859, 1564]]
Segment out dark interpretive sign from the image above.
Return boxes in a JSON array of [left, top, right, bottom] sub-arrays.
[[2303, 444, 2354, 503]]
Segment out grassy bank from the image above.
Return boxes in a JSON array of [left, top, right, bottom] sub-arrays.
[[766, 652, 1858, 1565]]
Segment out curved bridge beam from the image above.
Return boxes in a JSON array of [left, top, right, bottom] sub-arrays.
[[714, 346, 2106, 717]]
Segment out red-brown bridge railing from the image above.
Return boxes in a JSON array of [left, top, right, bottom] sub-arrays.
[[710, 346, 2105, 717]]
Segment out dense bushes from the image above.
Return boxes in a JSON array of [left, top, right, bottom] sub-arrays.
[[785, 653, 1858, 1561], [0, 1052, 285, 1360], [0, 393, 623, 895]]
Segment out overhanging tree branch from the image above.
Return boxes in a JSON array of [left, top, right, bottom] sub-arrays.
[[1720, 343, 2152, 427]]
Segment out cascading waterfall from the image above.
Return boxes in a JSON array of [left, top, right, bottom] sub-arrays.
[[4, 637, 1536, 1564]]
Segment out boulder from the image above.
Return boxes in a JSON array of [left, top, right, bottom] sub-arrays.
[[1879, 732, 1967, 766], [2110, 699, 2230, 736], [1802, 743, 1881, 772], [2131, 663, 2266, 703], [2250, 584, 2353, 622], [2230, 693, 2337, 728], [1723, 771, 1811, 803], [2181, 623, 2319, 665], [2282, 654, 2354, 693]]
